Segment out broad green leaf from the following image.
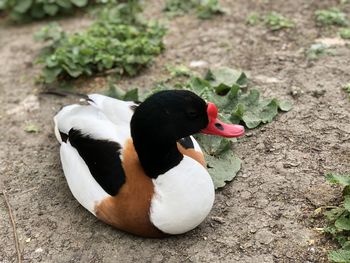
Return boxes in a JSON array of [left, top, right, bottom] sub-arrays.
[[30, 4, 46, 19], [105, 85, 125, 100], [342, 241, 350, 250], [205, 150, 241, 189], [329, 249, 350, 263], [56, 0, 73, 9], [344, 196, 350, 212], [71, 0, 88, 7], [323, 225, 339, 235], [123, 88, 139, 101], [326, 173, 350, 186], [206, 67, 247, 89], [335, 214, 350, 230], [0, 0, 6, 10], [344, 186, 350, 196], [195, 136, 240, 189], [241, 109, 262, 128], [105, 85, 139, 101], [325, 207, 346, 221], [278, 100, 293, 111], [14, 0, 32, 13], [42, 67, 62, 83], [43, 4, 59, 16], [195, 135, 232, 156]]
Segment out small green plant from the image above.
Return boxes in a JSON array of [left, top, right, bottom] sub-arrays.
[[322, 173, 350, 262], [339, 28, 350, 39], [315, 8, 348, 26], [264, 12, 295, 31], [164, 0, 224, 19], [35, 2, 166, 83], [246, 12, 260, 26], [343, 83, 350, 99], [166, 64, 191, 77], [306, 43, 334, 60], [24, 123, 40, 133]]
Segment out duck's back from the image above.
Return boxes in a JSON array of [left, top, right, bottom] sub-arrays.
[[54, 96, 137, 214]]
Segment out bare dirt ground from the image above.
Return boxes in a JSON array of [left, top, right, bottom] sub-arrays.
[[1, 0, 350, 262]]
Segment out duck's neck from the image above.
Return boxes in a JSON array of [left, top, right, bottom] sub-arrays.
[[132, 132, 183, 179]]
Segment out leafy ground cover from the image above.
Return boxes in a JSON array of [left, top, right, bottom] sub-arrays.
[[35, 1, 165, 83], [322, 174, 350, 262], [0, 0, 107, 21]]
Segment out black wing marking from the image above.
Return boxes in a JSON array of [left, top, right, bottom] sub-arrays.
[[60, 132, 69, 143], [177, 136, 194, 149], [68, 129, 126, 196], [130, 102, 140, 112]]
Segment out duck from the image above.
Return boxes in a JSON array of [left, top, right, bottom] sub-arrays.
[[54, 90, 244, 237]]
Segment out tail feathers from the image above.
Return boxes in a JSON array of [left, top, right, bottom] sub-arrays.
[[53, 104, 81, 144], [87, 94, 136, 126]]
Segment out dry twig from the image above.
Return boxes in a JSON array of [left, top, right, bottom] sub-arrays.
[[1, 190, 22, 263]]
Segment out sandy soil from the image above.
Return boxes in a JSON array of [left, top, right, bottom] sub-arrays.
[[1, 0, 350, 262]]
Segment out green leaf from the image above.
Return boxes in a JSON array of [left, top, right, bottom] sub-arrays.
[[246, 12, 260, 26], [71, 0, 88, 7], [194, 136, 240, 189], [42, 67, 62, 83], [105, 84, 125, 100], [326, 173, 350, 186], [56, 0, 73, 9], [104, 84, 139, 101], [14, 0, 32, 13], [24, 124, 40, 133], [206, 67, 247, 89], [344, 196, 350, 212], [30, 4, 46, 19], [325, 207, 346, 221], [323, 225, 339, 235], [278, 100, 293, 111], [167, 64, 191, 77], [329, 249, 350, 263], [43, 4, 59, 16], [339, 28, 350, 39], [123, 88, 139, 101], [343, 185, 350, 196], [335, 214, 350, 230]]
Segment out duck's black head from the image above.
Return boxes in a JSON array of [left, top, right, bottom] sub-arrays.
[[131, 90, 209, 142], [130, 90, 245, 178]]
